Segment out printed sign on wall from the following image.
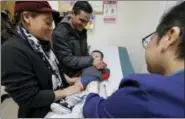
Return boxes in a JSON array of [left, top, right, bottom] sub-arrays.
[[103, 0, 118, 23]]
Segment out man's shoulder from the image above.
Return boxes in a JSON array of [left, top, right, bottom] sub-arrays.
[[53, 23, 71, 36], [52, 23, 69, 40]]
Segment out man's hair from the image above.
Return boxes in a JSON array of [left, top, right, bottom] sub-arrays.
[[156, 1, 185, 59], [92, 50, 104, 59], [72, 1, 93, 15], [1, 11, 14, 44]]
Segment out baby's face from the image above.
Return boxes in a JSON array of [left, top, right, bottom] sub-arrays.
[[91, 52, 102, 61]]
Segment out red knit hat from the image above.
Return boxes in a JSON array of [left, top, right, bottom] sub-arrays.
[[15, 1, 59, 15]]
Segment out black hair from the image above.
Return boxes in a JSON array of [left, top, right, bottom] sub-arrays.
[[72, 1, 93, 15], [53, 12, 62, 26], [14, 12, 21, 25], [1, 11, 14, 44], [53, 12, 69, 26], [92, 50, 104, 59], [156, 1, 185, 59]]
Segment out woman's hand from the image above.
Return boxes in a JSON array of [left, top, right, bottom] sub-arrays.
[[64, 84, 82, 96], [54, 85, 81, 101], [54, 77, 84, 101]]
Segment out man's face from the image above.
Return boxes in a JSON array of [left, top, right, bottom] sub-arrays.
[[144, 26, 182, 75], [144, 33, 164, 74], [71, 10, 90, 31], [91, 52, 102, 61]]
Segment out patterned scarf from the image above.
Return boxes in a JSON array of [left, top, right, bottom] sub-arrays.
[[16, 26, 63, 90]]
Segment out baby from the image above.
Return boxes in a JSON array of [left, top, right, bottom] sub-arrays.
[[75, 50, 110, 85], [51, 50, 110, 114]]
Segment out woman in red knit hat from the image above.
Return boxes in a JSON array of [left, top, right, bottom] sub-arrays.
[[1, 1, 83, 118]]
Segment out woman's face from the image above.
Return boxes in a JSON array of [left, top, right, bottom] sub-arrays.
[[22, 11, 53, 40]]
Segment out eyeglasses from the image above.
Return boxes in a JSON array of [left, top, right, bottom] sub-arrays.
[[142, 32, 156, 49]]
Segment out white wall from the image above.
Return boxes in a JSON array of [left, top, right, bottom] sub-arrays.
[[48, 1, 177, 73], [48, 1, 59, 11]]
